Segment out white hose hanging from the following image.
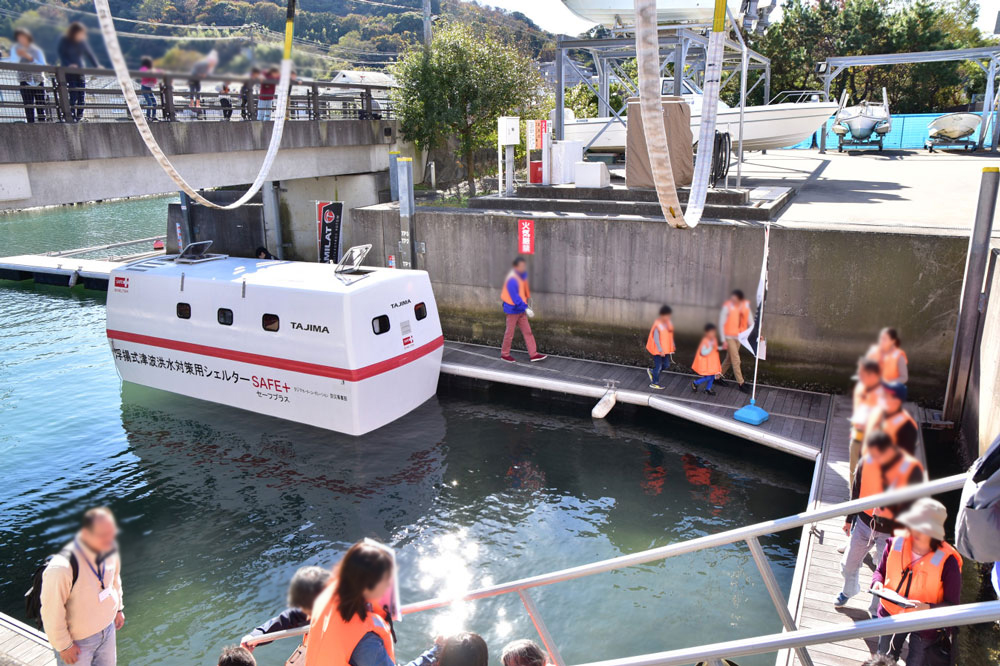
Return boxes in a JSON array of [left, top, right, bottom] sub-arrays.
[[684, 0, 728, 226], [93, 0, 293, 210], [634, 0, 686, 228]]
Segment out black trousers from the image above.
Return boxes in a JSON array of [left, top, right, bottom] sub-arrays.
[[19, 81, 46, 123]]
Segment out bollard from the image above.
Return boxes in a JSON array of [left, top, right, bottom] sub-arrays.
[[397, 157, 417, 270], [942, 167, 998, 424], [389, 150, 400, 201]]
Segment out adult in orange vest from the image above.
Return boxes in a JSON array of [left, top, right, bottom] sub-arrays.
[[870, 498, 962, 665], [868, 382, 919, 456], [691, 324, 722, 396], [305, 542, 440, 666], [867, 327, 909, 384], [717, 290, 753, 394], [836, 431, 925, 612], [849, 359, 884, 482], [646, 304, 675, 389], [500, 257, 547, 363]]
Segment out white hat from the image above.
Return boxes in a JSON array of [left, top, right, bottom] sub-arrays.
[[897, 497, 948, 541]]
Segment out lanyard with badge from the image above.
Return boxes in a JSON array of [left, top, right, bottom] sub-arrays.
[[75, 539, 116, 603]]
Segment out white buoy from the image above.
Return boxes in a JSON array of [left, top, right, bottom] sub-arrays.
[[592, 390, 617, 419]]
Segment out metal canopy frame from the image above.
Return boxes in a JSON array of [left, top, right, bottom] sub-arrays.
[[552, 24, 771, 149], [819, 46, 1000, 152]]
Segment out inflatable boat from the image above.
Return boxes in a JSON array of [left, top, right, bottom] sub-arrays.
[[106, 243, 443, 436]]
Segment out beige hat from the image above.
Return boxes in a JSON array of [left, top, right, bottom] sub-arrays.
[[897, 497, 948, 541]]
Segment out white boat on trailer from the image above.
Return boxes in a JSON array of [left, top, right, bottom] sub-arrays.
[[106, 242, 443, 436], [560, 79, 838, 153], [830, 88, 892, 151], [926, 112, 981, 152]]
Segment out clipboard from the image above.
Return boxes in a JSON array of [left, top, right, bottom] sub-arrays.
[[870, 587, 917, 609], [364, 538, 402, 621]]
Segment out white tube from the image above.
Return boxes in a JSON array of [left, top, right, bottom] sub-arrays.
[[93, 0, 293, 210]]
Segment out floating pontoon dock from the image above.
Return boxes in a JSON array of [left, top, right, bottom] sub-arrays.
[[0, 612, 55, 666]]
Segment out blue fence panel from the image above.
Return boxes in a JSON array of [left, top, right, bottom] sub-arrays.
[[779, 112, 987, 150]]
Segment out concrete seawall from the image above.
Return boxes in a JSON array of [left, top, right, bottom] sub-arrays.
[[351, 205, 968, 399]]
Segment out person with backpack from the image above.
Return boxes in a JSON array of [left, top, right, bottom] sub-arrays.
[[37, 507, 124, 665]]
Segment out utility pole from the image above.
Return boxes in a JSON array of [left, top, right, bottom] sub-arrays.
[[422, 0, 432, 47]]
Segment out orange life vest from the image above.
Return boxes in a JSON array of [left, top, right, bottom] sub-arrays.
[[500, 271, 530, 307], [691, 335, 721, 377], [646, 320, 675, 355], [851, 383, 883, 433], [880, 347, 907, 382], [722, 301, 750, 338], [304, 586, 395, 666], [881, 535, 962, 615], [858, 452, 923, 519], [883, 409, 918, 449]]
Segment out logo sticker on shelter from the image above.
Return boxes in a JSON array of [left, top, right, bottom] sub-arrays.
[[518, 219, 535, 255], [113, 276, 129, 293]]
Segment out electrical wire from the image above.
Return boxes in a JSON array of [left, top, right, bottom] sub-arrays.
[[22, 0, 251, 31]]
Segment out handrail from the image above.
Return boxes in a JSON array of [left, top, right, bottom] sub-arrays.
[[400, 474, 965, 612], [238, 474, 969, 653]]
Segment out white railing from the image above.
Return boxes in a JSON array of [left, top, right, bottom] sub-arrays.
[[242, 474, 989, 666]]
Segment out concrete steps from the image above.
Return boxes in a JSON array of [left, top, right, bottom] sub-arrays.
[[469, 185, 794, 222]]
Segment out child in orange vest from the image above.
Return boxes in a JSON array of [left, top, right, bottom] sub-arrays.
[[691, 324, 722, 396], [646, 305, 675, 389]]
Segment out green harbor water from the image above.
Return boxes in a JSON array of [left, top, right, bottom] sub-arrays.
[[0, 199, 811, 666]]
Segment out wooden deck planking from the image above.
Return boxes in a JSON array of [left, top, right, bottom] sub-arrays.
[[441, 342, 832, 456], [780, 396, 928, 666], [0, 612, 54, 666]]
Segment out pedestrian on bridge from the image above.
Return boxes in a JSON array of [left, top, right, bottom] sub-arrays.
[[500, 257, 546, 364], [41, 507, 124, 666], [8, 28, 47, 123], [58, 22, 100, 122]]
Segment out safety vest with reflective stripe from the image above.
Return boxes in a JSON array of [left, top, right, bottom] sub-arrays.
[[304, 586, 395, 666], [500, 271, 530, 307], [884, 409, 917, 449], [646, 320, 675, 355], [723, 301, 750, 338], [858, 452, 924, 519], [881, 535, 962, 615], [691, 335, 721, 377], [880, 347, 907, 382]]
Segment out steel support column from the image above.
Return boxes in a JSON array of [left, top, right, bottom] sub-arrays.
[[555, 46, 565, 141]]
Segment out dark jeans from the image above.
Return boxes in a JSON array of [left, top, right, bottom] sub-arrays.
[[878, 631, 951, 666], [220, 97, 233, 120], [19, 82, 46, 123], [140, 85, 156, 119], [650, 354, 667, 383], [67, 75, 85, 121]]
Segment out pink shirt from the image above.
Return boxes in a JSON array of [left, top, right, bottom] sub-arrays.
[[139, 66, 157, 87]]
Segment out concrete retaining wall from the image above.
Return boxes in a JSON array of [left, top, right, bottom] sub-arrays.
[[352, 205, 967, 399]]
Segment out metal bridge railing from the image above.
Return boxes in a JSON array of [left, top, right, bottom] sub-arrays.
[[0, 62, 394, 124], [241, 473, 994, 666]]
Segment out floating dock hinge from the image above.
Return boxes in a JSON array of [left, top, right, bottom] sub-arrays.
[[592, 389, 617, 419]]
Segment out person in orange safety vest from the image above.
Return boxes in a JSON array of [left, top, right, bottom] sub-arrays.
[[849, 359, 884, 483], [500, 257, 547, 364], [717, 290, 753, 394], [870, 498, 961, 665], [305, 541, 440, 666], [691, 324, 722, 396], [866, 327, 908, 384], [868, 382, 919, 456], [646, 304, 675, 390]]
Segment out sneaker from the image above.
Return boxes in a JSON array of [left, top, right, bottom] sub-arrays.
[[705, 389, 717, 396], [500, 354, 516, 363], [738, 383, 751, 394], [647, 368, 653, 382], [529, 354, 547, 362], [691, 381, 698, 393], [715, 376, 727, 386], [833, 593, 850, 608], [837, 545, 846, 554], [649, 383, 664, 390]]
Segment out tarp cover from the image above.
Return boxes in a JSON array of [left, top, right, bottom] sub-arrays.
[[625, 97, 694, 189]]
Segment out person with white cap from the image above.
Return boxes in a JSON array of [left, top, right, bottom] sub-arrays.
[[870, 497, 962, 665]]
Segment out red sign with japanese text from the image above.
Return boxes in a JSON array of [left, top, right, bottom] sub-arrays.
[[518, 219, 535, 255]]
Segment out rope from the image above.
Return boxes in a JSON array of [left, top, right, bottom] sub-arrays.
[[92, 0, 295, 210], [633, 0, 686, 228]]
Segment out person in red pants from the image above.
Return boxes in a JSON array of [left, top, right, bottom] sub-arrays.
[[500, 257, 546, 363]]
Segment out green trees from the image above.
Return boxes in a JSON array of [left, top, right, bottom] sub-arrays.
[[753, 0, 992, 113], [391, 21, 544, 195]]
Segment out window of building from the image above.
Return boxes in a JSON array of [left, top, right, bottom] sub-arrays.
[[262, 314, 279, 332], [414, 302, 427, 321], [218, 308, 234, 326], [372, 315, 390, 335], [177, 303, 191, 319]]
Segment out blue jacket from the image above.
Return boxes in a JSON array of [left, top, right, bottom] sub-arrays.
[[351, 636, 439, 666], [502, 271, 529, 315]]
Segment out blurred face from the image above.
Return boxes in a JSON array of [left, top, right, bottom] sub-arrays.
[[884, 394, 902, 414], [910, 529, 932, 551], [869, 444, 895, 465], [73, 29, 86, 42], [16, 34, 30, 47], [879, 330, 895, 351], [83, 513, 118, 553], [860, 368, 880, 389], [513, 261, 526, 274], [363, 569, 392, 603], [706, 329, 717, 340]]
